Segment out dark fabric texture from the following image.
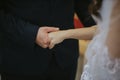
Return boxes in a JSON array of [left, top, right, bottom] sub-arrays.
[[1, 55, 77, 80], [0, 0, 95, 77]]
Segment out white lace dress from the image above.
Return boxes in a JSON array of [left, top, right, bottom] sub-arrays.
[[80, 0, 120, 80]]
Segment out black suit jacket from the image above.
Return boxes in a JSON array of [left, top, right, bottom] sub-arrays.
[[0, 0, 95, 74]]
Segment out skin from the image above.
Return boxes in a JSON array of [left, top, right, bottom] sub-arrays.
[[48, 0, 120, 59], [106, 0, 120, 58], [35, 27, 59, 48], [48, 26, 97, 49]]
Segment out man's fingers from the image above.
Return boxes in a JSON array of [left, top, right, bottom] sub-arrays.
[[45, 27, 59, 32], [36, 26, 59, 48], [41, 45, 48, 48]]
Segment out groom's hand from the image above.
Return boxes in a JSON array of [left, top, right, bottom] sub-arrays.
[[36, 26, 59, 48]]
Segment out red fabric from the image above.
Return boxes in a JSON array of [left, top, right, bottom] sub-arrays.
[[74, 18, 83, 28]]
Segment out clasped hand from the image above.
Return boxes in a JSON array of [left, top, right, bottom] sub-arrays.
[[36, 26, 65, 49]]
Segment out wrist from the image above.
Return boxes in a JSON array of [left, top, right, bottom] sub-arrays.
[[63, 29, 73, 39]]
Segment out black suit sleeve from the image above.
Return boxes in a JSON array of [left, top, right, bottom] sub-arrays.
[[74, 0, 96, 27], [0, 0, 39, 48]]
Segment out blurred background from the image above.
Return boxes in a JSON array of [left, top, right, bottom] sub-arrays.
[[74, 13, 90, 80]]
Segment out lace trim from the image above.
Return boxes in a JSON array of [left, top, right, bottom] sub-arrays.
[[81, 65, 93, 80], [104, 47, 120, 74]]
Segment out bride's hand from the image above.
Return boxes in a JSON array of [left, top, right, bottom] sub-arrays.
[[48, 30, 66, 49]]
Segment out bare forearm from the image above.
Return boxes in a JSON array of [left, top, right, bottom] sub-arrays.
[[48, 25, 96, 49], [64, 26, 97, 40]]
